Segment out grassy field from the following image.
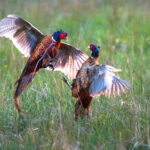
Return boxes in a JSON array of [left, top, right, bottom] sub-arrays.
[[0, 0, 150, 149]]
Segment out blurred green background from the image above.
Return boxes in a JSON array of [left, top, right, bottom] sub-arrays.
[[0, 0, 150, 149]]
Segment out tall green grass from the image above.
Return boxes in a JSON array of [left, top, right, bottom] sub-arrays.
[[0, 0, 150, 149]]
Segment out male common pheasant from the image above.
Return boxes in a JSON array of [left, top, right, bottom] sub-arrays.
[[63, 44, 130, 119], [0, 15, 88, 113]]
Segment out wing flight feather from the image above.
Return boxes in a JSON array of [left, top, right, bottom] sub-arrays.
[[89, 65, 130, 97], [0, 15, 45, 57]]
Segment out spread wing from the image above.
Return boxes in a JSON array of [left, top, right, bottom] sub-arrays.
[[0, 14, 45, 57], [88, 65, 130, 97], [52, 43, 88, 79]]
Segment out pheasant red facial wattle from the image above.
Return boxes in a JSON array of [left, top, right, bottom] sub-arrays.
[[89, 44, 94, 51], [59, 33, 67, 40]]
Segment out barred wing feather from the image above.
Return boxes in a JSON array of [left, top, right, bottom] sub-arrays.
[[52, 43, 88, 79], [89, 65, 130, 97], [0, 14, 45, 57]]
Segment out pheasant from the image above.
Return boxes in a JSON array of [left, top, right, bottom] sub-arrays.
[[0, 15, 88, 113], [63, 44, 130, 119]]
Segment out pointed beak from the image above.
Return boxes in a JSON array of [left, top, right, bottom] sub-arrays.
[[64, 36, 68, 41]]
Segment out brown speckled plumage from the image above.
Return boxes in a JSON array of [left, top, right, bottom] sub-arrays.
[[72, 57, 98, 118], [14, 36, 61, 113]]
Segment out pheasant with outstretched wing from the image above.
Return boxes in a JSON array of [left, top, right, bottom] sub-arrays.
[[63, 44, 130, 119], [0, 15, 88, 113]]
